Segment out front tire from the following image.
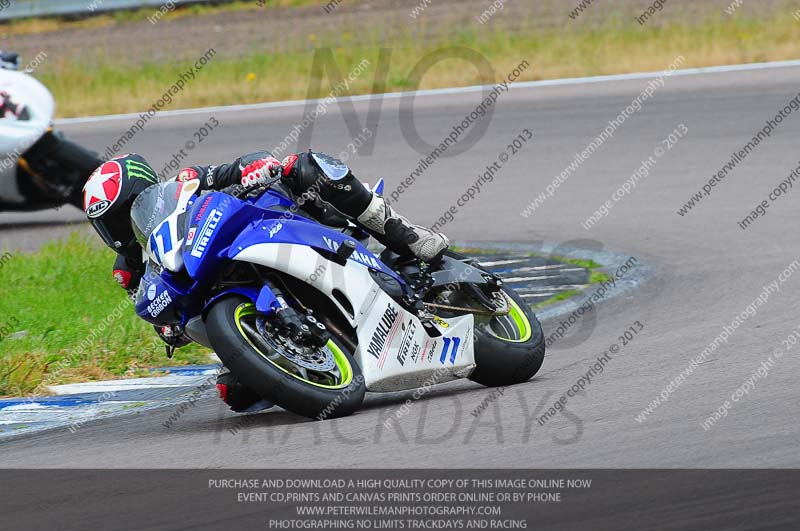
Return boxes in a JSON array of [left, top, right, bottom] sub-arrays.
[[469, 288, 546, 387], [206, 296, 365, 420]]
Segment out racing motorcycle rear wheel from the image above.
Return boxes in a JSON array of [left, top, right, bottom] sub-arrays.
[[428, 266, 545, 388], [206, 296, 366, 420], [468, 287, 546, 387]]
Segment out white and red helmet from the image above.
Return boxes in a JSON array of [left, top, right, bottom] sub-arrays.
[[83, 153, 158, 255]]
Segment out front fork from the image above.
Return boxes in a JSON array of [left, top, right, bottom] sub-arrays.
[[254, 277, 331, 349]]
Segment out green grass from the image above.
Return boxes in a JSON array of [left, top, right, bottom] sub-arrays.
[[589, 270, 613, 284], [452, 247, 611, 308], [121, 402, 148, 410], [0, 232, 209, 397], [534, 257, 611, 308], [535, 289, 582, 307], [554, 257, 603, 270], [33, 10, 800, 117], [551, 257, 613, 285]]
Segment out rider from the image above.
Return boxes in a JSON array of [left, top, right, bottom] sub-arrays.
[[83, 150, 449, 411]]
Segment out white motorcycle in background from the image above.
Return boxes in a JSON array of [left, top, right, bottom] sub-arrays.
[[0, 51, 100, 212]]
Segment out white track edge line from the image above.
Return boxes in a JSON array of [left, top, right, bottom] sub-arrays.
[[56, 59, 800, 125]]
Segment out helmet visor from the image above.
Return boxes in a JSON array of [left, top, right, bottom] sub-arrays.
[[90, 215, 135, 254]]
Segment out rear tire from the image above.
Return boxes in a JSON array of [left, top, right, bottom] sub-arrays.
[[206, 296, 365, 420], [469, 288, 546, 387]]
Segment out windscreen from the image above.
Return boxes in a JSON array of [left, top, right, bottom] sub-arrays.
[[130, 181, 182, 248]]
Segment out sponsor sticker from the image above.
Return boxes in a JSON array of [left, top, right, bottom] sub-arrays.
[[269, 222, 283, 238], [432, 316, 450, 328], [367, 304, 400, 362], [147, 290, 173, 318], [323, 236, 381, 268], [421, 339, 438, 363], [194, 196, 213, 222], [125, 159, 158, 184], [190, 208, 223, 258], [396, 320, 418, 366], [409, 342, 421, 363], [185, 225, 198, 247], [83, 161, 123, 218]]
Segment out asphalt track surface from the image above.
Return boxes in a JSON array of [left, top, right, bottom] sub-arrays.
[[2, 64, 800, 469]]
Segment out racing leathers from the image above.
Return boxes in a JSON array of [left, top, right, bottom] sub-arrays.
[[112, 150, 449, 293]]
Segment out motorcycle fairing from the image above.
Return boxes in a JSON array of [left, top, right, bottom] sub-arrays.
[[231, 242, 382, 328], [182, 191, 255, 280], [135, 265, 190, 325], [231, 241, 476, 391], [0, 69, 54, 206], [229, 217, 405, 289], [354, 291, 476, 392]]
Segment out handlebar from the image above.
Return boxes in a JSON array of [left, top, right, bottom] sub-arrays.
[[230, 175, 283, 199]]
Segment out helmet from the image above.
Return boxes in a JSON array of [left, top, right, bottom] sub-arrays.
[[83, 153, 159, 256]]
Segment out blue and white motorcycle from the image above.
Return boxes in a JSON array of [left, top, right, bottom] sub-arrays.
[[131, 177, 545, 419]]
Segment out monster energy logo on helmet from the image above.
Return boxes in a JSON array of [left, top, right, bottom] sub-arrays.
[[126, 158, 158, 183]]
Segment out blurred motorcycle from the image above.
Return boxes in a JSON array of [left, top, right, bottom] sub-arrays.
[[0, 50, 100, 212]]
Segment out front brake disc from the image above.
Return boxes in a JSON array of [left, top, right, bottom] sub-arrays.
[[257, 317, 336, 371]]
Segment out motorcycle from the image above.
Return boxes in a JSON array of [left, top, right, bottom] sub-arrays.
[[0, 60, 100, 212], [131, 177, 546, 419]]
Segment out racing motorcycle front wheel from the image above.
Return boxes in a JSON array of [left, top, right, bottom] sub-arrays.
[[206, 296, 366, 420]]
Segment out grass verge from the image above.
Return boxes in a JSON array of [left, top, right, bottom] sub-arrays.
[[452, 247, 610, 308], [34, 10, 800, 117], [0, 232, 209, 397], [534, 259, 611, 308]]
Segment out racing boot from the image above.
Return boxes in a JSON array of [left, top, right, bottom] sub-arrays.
[[356, 194, 449, 262], [216, 371, 273, 413], [282, 151, 449, 261]]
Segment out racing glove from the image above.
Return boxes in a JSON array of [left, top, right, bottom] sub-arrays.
[[240, 157, 282, 189], [113, 253, 144, 294]]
